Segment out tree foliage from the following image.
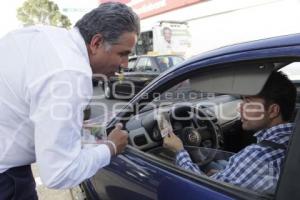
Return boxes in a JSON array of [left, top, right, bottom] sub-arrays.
[[17, 0, 71, 28]]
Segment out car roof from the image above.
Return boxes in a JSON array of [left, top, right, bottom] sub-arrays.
[[187, 33, 300, 64], [163, 33, 300, 79], [129, 54, 184, 59]]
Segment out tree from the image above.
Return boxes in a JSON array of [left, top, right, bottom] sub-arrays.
[[17, 0, 71, 28]]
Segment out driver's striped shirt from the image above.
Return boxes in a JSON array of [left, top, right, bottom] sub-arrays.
[[176, 123, 294, 193]]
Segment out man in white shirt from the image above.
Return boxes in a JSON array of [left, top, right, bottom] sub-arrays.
[[0, 2, 140, 199], [161, 26, 173, 54]]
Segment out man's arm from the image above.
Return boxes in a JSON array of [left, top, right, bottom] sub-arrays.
[[164, 132, 277, 192], [28, 70, 127, 189], [163, 132, 203, 174], [175, 149, 203, 174], [211, 145, 277, 192]]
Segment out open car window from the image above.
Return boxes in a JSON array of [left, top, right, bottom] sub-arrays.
[[125, 60, 299, 198]]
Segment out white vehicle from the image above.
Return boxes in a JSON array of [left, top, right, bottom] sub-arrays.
[[134, 21, 191, 58]]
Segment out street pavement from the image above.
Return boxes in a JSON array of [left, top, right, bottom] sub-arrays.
[[32, 86, 127, 199], [31, 164, 73, 200]]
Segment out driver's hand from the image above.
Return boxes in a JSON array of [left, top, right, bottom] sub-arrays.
[[206, 169, 219, 176], [163, 132, 184, 152]]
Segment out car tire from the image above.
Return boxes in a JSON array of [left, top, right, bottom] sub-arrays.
[[104, 82, 114, 99]]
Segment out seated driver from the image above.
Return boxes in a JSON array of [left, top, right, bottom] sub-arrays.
[[163, 71, 296, 193]]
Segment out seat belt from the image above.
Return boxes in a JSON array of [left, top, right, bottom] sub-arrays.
[[258, 140, 286, 150]]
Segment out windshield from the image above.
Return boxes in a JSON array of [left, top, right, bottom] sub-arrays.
[[156, 56, 184, 69]]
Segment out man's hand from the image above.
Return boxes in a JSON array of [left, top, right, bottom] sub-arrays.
[[107, 123, 128, 155], [206, 169, 219, 176], [163, 132, 184, 152]]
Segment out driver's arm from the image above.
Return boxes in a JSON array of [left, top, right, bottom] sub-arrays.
[[163, 132, 204, 174], [163, 132, 184, 152], [176, 149, 204, 174]]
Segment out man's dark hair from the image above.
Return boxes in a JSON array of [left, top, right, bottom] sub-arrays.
[[75, 2, 140, 45], [258, 71, 296, 121]]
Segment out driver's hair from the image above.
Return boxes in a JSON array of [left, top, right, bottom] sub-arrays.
[[258, 71, 296, 121]]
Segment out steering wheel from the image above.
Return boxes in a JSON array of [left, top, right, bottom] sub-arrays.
[[171, 105, 221, 166]]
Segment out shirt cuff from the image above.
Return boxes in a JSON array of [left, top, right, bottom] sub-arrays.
[[93, 144, 111, 168], [175, 149, 203, 175], [176, 149, 192, 166]]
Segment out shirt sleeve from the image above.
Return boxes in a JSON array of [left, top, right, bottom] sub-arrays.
[[211, 145, 276, 192], [27, 70, 111, 189], [176, 149, 203, 174]]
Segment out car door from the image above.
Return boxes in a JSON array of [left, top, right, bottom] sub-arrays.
[[86, 63, 279, 200], [83, 35, 300, 200], [88, 147, 247, 200], [90, 63, 298, 200]]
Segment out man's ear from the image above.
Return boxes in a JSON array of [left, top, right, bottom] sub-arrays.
[[88, 33, 104, 55], [268, 103, 281, 119]]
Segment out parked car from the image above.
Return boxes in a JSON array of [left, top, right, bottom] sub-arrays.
[[81, 33, 300, 200], [102, 54, 184, 99]]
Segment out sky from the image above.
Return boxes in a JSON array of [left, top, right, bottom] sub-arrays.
[[0, 0, 98, 37], [0, 0, 24, 37]]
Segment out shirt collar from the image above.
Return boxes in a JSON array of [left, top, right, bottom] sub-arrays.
[[69, 27, 90, 65], [254, 123, 294, 143]]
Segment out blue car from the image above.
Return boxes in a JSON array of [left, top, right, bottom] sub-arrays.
[[81, 33, 300, 200]]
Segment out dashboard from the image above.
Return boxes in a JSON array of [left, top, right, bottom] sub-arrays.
[[125, 95, 241, 151]]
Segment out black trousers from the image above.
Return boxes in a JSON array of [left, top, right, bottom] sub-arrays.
[[0, 165, 38, 200]]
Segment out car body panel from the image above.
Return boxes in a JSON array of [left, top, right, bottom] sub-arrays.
[[87, 149, 253, 200]]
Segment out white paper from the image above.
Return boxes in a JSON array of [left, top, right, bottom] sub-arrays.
[[156, 109, 173, 138]]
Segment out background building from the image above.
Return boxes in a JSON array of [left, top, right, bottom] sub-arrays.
[[2, 0, 300, 57], [98, 0, 300, 57]]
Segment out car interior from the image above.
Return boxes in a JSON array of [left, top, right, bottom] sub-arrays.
[[106, 60, 300, 194], [77, 57, 300, 200]]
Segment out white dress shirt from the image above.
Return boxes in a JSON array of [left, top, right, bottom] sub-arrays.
[[0, 26, 111, 189]]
